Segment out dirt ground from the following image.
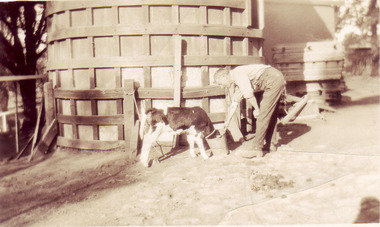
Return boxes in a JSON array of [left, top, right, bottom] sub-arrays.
[[0, 76, 379, 226]]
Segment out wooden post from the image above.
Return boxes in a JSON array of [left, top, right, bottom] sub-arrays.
[[245, 0, 252, 27], [44, 81, 55, 126], [14, 82, 19, 154], [124, 79, 136, 157], [280, 95, 309, 124], [173, 35, 182, 107], [30, 93, 44, 161]]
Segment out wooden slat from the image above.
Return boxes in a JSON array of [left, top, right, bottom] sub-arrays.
[[264, 0, 344, 6], [0, 75, 46, 82], [137, 86, 225, 99], [46, 0, 247, 16], [285, 80, 346, 94], [57, 114, 124, 125], [283, 73, 342, 82], [275, 61, 344, 71], [273, 53, 344, 64], [91, 99, 99, 140], [273, 47, 342, 54], [143, 66, 152, 109], [281, 67, 343, 76], [54, 88, 124, 99], [47, 24, 263, 42], [258, 0, 265, 29], [182, 86, 225, 98], [173, 35, 182, 107], [201, 66, 210, 112], [57, 136, 124, 150], [54, 86, 225, 100], [32, 119, 58, 156], [245, 0, 252, 27], [70, 99, 78, 139], [273, 41, 341, 52], [124, 79, 135, 153], [115, 67, 123, 140], [44, 82, 55, 126], [48, 55, 264, 70]]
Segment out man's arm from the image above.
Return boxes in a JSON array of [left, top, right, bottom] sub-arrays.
[[225, 101, 238, 129], [247, 96, 260, 118]]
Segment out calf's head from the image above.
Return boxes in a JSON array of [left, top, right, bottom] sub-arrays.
[[146, 108, 168, 129]]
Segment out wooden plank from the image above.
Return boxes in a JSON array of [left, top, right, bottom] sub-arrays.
[[91, 99, 99, 140], [273, 48, 343, 54], [285, 80, 346, 94], [31, 94, 44, 154], [70, 99, 78, 139], [54, 86, 225, 101], [201, 66, 210, 112], [44, 82, 55, 126], [273, 41, 342, 51], [14, 82, 19, 154], [137, 86, 225, 99], [48, 24, 263, 42], [258, 0, 264, 29], [284, 73, 342, 82], [0, 75, 46, 82], [200, 6, 207, 24], [273, 51, 344, 58], [124, 79, 135, 153], [172, 5, 179, 24], [280, 95, 309, 124], [173, 35, 182, 107], [224, 7, 231, 26], [30, 119, 58, 160], [46, 0, 247, 16], [57, 114, 124, 125], [182, 86, 225, 98], [115, 67, 123, 140], [275, 62, 344, 71], [245, 0, 252, 27], [57, 136, 124, 150], [48, 55, 265, 70], [54, 88, 124, 99], [273, 52, 344, 64], [143, 66, 152, 109], [129, 120, 140, 158]]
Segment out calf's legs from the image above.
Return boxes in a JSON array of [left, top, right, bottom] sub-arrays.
[[187, 132, 209, 160], [140, 123, 165, 167]]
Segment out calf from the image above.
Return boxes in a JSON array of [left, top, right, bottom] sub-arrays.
[[139, 106, 216, 167]]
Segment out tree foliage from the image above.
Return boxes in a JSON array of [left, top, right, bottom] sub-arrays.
[[336, 0, 379, 76], [0, 1, 46, 129], [337, 0, 378, 42]]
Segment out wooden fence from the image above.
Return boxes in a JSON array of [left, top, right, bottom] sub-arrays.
[[53, 79, 226, 156]]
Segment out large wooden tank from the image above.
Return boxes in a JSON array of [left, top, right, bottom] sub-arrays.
[[46, 0, 264, 150]]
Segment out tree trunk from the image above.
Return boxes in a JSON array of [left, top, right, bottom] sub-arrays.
[[370, 23, 379, 77], [369, 0, 379, 77], [19, 3, 38, 131]]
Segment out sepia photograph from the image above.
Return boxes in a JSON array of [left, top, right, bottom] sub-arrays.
[[0, 0, 379, 226]]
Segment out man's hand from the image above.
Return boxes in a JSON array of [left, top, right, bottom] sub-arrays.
[[253, 109, 260, 118], [219, 125, 227, 136]]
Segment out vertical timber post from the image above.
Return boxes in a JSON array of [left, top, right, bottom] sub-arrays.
[[44, 81, 55, 126], [173, 35, 182, 107], [124, 79, 136, 158]]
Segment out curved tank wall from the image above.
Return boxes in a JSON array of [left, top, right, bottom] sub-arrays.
[[46, 0, 264, 149]]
